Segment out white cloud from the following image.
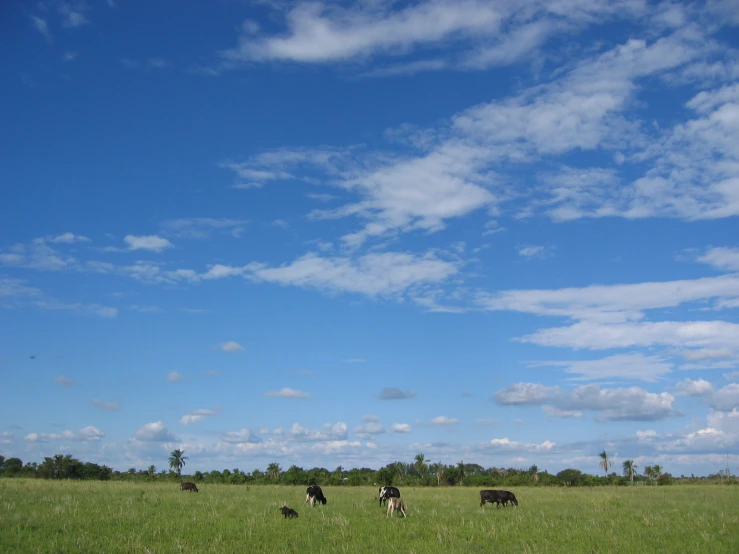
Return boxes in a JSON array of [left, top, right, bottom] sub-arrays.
[[62, 51, 78, 62], [180, 408, 220, 425], [542, 406, 583, 418], [485, 437, 556, 453], [92, 399, 120, 411], [134, 421, 177, 442], [355, 421, 386, 439], [681, 348, 735, 361], [167, 371, 184, 383], [518, 245, 546, 258], [25, 426, 104, 443], [221, 428, 259, 444], [520, 320, 739, 350], [430, 416, 459, 425], [219, 341, 244, 352], [220, 0, 645, 71], [284, 422, 348, 442], [495, 382, 678, 421], [675, 379, 714, 397], [494, 383, 559, 405], [0, 431, 14, 444], [161, 218, 247, 239], [529, 353, 673, 382], [264, 388, 310, 398], [31, 16, 52, 42], [698, 247, 739, 271], [391, 423, 412, 433], [123, 235, 173, 252], [724, 371, 739, 382], [53, 376, 74, 387], [221, 1, 504, 64], [480, 274, 739, 324], [58, 3, 89, 28], [245, 251, 460, 296], [379, 387, 417, 400], [711, 383, 739, 411], [361, 414, 380, 422], [46, 232, 89, 243]]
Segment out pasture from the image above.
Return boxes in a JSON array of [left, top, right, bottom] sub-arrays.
[[0, 480, 737, 553]]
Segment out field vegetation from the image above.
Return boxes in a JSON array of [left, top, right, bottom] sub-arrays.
[[1, 479, 737, 553]]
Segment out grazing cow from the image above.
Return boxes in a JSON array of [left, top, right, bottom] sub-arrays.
[[379, 486, 401, 506], [305, 485, 327, 506], [386, 497, 407, 518], [180, 482, 199, 493], [280, 506, 299, 519], [479, 489, 518, 508]]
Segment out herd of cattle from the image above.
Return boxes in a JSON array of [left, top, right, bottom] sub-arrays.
[[179, 481, 519, 518]]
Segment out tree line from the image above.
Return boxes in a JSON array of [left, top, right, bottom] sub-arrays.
[[1, 452, 734, 486]]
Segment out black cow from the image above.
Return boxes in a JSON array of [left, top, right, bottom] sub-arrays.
[[180, 482, 199, 493], [280, 506, 299, 519], [379, 486, 401, 506], [480, 489, 518, 507], [305, 485, 327, 506]]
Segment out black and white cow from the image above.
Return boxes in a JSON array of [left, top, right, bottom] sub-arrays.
[[479, 489, 518, 508], [305, 485, 327, 506], [379, 486, 401, 506]]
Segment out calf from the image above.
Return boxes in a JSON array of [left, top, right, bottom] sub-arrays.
[[479, 489, 518, 508], [280, 506, 299, 519], [379, 486, 401, 506], [386, 497, 407, 518], [305, 485, 327, 506], [180, 482, 199, 493]]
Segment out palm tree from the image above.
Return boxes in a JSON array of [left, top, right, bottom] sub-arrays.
[[644, 465, 654, 485], [653, 464, 663, 482], [598, 450, 611, 477], [414, 453, 427, 480], [430, 462, 443, 486], [622, 460, 637, 486], [168, 449, 187, 476], [266, 462, 281, 481], [530, 464, 540, 484]]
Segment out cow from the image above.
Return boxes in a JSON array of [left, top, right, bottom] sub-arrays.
[[386, 497, 407, 518], [305, 485, 327, 506], [479, 489, 518, 508], [379, 486, 401, 506], [280, 506, 299, 519], [180, 482, 199, 493]]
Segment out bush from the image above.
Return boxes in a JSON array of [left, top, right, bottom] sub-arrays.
[[658, 473, 675, 486]]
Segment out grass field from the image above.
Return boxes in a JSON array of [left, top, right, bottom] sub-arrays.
[[1, 480, 737, 553]]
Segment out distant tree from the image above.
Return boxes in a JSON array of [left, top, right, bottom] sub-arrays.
[[557, 468, 584, 486], [644, 465, 655, 485], [598, 450, 611, 477], [622, 460, 637, 486], [530, 465, 540, 484], [147, 465, 156, 479], [457, 461, 466, 485], [414, 453, 427, 480], [653, 464, 663, 480], [4, 458, 23, 476], [168, 449, 188, 476], [267, 462, 281, 481]]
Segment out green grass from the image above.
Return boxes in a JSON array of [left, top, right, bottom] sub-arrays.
[[0, 480, 737, 553]]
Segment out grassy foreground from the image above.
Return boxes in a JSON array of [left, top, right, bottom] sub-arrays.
[[0, 480, 737, 553]]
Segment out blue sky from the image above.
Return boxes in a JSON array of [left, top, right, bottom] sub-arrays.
[[1, 0, 738, 476]]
